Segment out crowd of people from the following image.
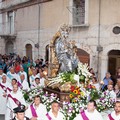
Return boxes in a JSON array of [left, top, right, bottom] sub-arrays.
[[0, 54, 120, 120]]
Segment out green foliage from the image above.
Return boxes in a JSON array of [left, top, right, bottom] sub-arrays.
[[61, 72, 76, 84]]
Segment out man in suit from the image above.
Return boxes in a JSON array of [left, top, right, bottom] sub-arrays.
[[12, 105, 30, 120]]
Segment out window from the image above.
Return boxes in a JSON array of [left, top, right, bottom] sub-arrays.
[[73, 0, 85, 25], [7, 11, 14, 34], [70, 0, 88, 26]]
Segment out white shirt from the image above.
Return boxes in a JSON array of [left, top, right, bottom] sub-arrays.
[[106, 90, 116, 100], [7, 72, 21, 82], [44, 109, 65, 120], [21, 80, 30, 91], [107, 111, 120, 120], [19, 71, 27, 81], [25, 103, 47, 120], [30, 82, 41, 89], [92, 83, 100, 91], [74, 109, 104, 120], [40, 77, 45, 87], [7, 90, 26, 111], [29, 74, 39, 86], [0, 73, 11, 83], [0, 81, 11, 114]]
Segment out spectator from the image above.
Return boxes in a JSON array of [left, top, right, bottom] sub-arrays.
[[101, 72, 112, 91]]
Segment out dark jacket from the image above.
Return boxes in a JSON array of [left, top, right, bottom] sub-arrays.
[[12, 117, 30, 120]]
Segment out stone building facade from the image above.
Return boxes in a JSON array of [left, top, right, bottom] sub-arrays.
[[0, 0, 120, 79]]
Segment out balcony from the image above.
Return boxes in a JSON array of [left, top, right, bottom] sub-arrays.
[[0, 0, 31, 10], [0, 22, 17, 41]]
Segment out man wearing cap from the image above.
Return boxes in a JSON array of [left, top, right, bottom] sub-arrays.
[[74, 100, 103, 120], [107, 101, 120, 120], [12, 105, 30, 120], [43, 101, 65, 120], [25, 95, 47, 120], [6, 84, 26, 120]]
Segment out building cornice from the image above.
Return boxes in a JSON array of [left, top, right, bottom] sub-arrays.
[[0, 0, 52, 13]]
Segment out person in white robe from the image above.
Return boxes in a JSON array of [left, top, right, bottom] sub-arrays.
[[19, 74, 30, 91], [25, 95, 47, 120], [43, 101, 65, 120], [7, 67, 21, 82], [6, 84, 26, 120], [30, 77, 41, 89], [29, 69, 39, 87], [0, 75, 11, 114], [0, 67, 11, 83], [40, 77, 45, 87], [9, 78, 18, 90], [106, 84, 116, 100], [18, 66, 27, 82], [74, 100, 103, 120], [107, 101, 120, 120]]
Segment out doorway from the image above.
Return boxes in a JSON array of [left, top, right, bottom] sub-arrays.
[[108, 50, 120, 76], [26, 44, 32, 60], [6, 41, 14, 54], [77, 48, 90, 64]]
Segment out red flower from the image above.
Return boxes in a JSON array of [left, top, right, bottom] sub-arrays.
[[71, 86, 75, 92]]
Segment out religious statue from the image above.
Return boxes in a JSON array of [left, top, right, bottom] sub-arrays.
[[55, 24, 78, 72], [48, 24, 78, 78]]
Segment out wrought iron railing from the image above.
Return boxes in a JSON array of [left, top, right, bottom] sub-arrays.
[[0, 21, 17, 35]]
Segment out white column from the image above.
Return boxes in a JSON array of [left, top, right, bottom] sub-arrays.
[[100, 55, 108, 80], [68, 0, 73, 25]]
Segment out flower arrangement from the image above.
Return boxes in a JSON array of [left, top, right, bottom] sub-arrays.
[[23, 87, 59, 111], [23, 86, 115, 120], [96, 91, 115, 112], [47, 62, 92, 91], [77, 62, 92, 84]]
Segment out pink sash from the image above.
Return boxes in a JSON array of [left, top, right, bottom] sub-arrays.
[[17, 81, 23, 89], [8, 94, 21, 106], [0, 83, 7, 92], [81, 111, 89, 120], [30, 104, 38, 117], [46, 113, 52, 120], [108, 114, 114, 120], [7, 87, 12, 92]]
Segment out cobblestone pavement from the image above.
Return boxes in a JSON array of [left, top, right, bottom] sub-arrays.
[[0, 114, 5, 120]]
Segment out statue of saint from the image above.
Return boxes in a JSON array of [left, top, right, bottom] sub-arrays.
[[55, 24, 78, 72]]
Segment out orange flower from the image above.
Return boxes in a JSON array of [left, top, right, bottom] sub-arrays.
[[72, 99, 77, 103], [69, 94, 73, 98], [92, 85, 96, 89], [73, 90, 78, 94]]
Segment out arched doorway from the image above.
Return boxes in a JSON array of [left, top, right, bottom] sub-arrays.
[[108, 50, 120, 76], [26, 44, 32, 60], [6, 41, 14, 54], [77, 48, 90, 64]]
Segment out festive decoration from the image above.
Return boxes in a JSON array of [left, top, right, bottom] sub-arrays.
[[23, 86, 115, 120]]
